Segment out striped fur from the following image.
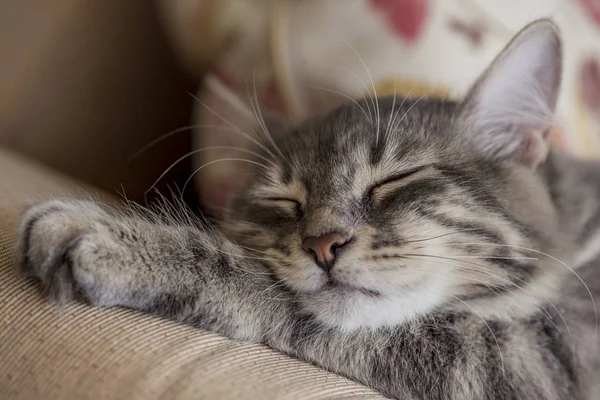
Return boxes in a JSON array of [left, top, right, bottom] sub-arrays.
[[15, 20, 600, 399]]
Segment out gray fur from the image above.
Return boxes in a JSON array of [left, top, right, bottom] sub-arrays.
[[15, 20, 600, 399]]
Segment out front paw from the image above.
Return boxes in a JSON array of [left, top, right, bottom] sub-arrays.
[[16, 199, 117, 304]]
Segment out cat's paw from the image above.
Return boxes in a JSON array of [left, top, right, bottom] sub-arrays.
[[16, 199, 123, 305]]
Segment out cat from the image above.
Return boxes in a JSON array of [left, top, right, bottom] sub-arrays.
[[15, 19, 600, 400]]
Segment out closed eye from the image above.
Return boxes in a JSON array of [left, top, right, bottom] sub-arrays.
[[263, 197, 301, 205], [261, 197, 303, 216], [367, 166, 429, 201]]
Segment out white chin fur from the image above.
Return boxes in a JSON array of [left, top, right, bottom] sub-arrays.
[[299, 282, 448, 331]]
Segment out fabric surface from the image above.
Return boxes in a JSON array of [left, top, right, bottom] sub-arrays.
[[0, 149, 385, 400]]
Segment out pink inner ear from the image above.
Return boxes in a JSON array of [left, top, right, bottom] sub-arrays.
[[518, 129, 551, 167], [464, 22, 561, 167]]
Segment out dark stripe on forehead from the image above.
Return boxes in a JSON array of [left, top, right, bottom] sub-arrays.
[[281, 163, 293, 185], [326, 163, 356, 195], [369, 140, 385, 165]]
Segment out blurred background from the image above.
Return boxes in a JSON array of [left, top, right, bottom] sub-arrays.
[[1, 0, 600, 213], [0, 1, 198, 207]]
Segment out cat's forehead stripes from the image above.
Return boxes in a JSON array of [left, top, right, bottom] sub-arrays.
[[266, 126, 442, 203]]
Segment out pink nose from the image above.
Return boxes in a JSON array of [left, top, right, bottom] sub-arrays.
[[302, 233, 352, 271]]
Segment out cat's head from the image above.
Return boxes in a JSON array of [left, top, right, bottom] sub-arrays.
[[221, 19, 565, 330]]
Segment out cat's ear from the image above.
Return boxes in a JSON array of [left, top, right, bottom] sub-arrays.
[[459, 19, 562, 168]]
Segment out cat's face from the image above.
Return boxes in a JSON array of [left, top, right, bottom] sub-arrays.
[[224, 98, 556, 329], [221, 20, 564, 329]]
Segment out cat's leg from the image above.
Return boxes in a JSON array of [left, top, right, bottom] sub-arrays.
[[14, 200, 442, 399], [16, 199, 540, 400], [16, 198, 287, 341]]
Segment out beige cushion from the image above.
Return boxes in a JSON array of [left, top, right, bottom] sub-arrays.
[[0, 149, 385, 400]]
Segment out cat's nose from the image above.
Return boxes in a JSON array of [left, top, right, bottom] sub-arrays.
[[302, 233, 352, 272]]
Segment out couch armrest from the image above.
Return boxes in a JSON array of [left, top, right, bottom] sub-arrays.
[[0, 148, 384, 400]]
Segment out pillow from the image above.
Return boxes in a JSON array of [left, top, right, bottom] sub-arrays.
[[159, 0, 600, 210]]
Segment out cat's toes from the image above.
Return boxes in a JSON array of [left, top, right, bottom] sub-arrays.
[[15, 199, 109, 303]]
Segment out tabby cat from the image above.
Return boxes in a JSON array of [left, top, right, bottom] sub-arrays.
[[16, 20, 600, 399]]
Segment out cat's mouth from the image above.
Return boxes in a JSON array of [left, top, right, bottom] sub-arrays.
[[325, 281, 381, 298]]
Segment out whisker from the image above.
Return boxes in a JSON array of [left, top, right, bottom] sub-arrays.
[[248, 62, 287, 161], [384, 81, 397, 141], [129, 125, 247, 162], [309, 84, 371, 121], [259, 279, 289, 297], [403, 252, 555, 302], [402, 229, 481, 245], [146, 146, 278, 194], [203, 243, 279, 265], [444, 241, 598, 347], [406, 246, 575, 349], [403, 253, 518, 284], [412, 261, 552, 318], [188, 92, 278, 161], [392, 93, 427, 132], [386, 83, 417, 140], [255, 283, 290, 303], [451, 294, 506, 377], [342, 41, 380, 144], [230, 263, 274, 279], [181, 157, 270, 195], [320, 63, 375, 121], [405, 256, 572, 346], [403, 253, 536, 281], [236, 244, 275, 256], [205, 73, 256, 121], [440, 255, 538, 261]]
